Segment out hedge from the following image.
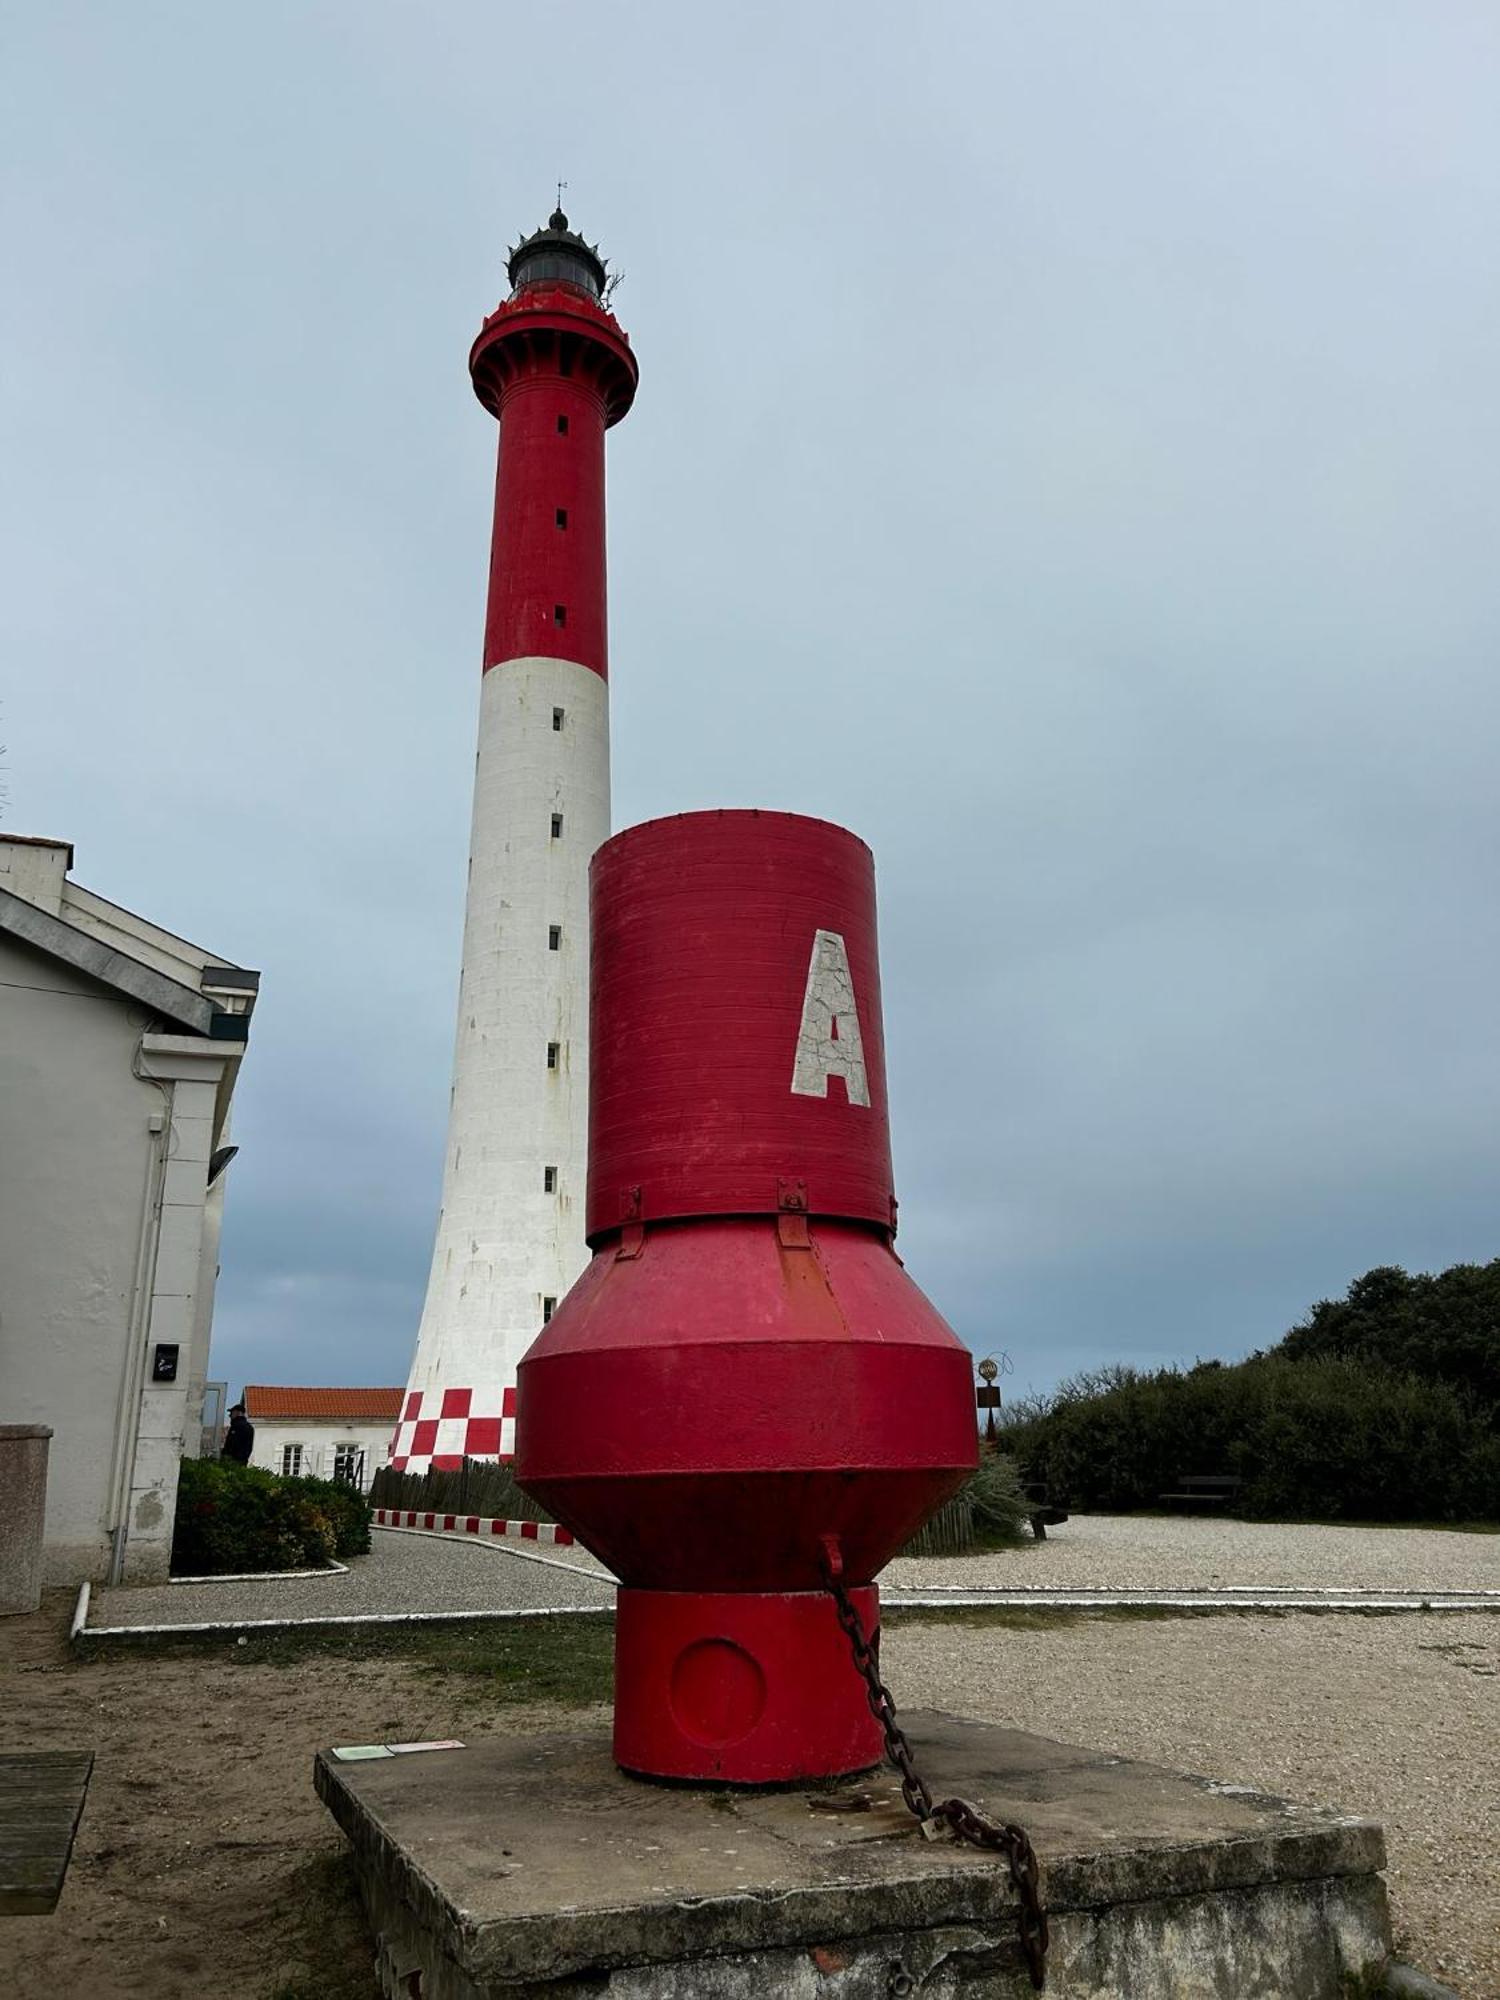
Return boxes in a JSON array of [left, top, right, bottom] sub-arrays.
[[1001, 1355, 1500, 1523], [171, 1455, 372, 1576]]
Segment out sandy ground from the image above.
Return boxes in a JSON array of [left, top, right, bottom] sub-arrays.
[[5, 1593, 588, 2000]]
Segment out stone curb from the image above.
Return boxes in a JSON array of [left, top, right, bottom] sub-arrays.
[[373, 1507, 574, 1545], [73, 1604, 611, 1645]]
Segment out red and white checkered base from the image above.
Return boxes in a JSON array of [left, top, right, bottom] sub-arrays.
[[389, 1385, 515, 1472], [373, 1507, 575, 1547]]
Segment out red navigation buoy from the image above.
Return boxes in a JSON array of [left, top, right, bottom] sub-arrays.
[[515, 810, 976, 1783]]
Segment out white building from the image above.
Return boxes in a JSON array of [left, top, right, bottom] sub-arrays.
[[0, 834, 257, 1584], [240, 1385, 402, 1491]]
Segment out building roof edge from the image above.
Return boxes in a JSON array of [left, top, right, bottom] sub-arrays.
[[0, 884, 216, 1034]]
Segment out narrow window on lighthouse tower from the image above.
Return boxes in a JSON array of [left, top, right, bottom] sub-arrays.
[[548, 924, 562, 951], [556, 414, 569, 435], [553, 604, 567, 628], [551, 812, 564, 839], [555, 507, 568, 530], [546, 1041, 560, 1070], [552, 707, 565, 731], [542, 1296, 557, 1323], [543, 1165, 557, 1193]]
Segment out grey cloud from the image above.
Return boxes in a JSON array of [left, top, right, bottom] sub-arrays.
[[4, 2, 1497, 1401]]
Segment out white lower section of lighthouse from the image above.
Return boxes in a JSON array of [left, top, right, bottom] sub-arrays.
[[393, 655, 608, 1471]]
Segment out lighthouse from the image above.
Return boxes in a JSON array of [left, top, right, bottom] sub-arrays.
[[392, 211, 638, 1474]]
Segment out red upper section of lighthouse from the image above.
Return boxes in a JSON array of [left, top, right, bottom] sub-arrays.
[[586, 812, 896, 1242], [469, 209, 637, 679]]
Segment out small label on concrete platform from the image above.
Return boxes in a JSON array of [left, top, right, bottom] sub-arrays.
[[331, 1740, 466, 1761]]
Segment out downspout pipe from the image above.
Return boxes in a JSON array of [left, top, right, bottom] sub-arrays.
[[105, 1057, 171, 1586]]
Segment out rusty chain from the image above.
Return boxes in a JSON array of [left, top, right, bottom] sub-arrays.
[[823, 1559, 1050, 1991]]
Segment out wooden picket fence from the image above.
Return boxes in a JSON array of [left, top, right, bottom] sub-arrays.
[[369, 1459, 977, 1557], [369, 1458, 554, 1523], [898, 1489, 975, 1558]]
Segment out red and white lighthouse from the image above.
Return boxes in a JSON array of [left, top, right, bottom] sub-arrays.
[[393, 212, 638, 1473]]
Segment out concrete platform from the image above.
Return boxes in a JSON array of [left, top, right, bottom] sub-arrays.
[[315, 1713, 1394, 1997]]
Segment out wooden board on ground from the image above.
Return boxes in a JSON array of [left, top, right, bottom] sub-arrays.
[[0, 1751, 94, 1915]]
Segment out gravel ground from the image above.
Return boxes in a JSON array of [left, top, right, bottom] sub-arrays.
[[886, 1513, 1500, 1595], [89, 1517, 1496, 1630], [378, 1513, 1500, 1597], [90, 1529, 614, 1629], [881, 1610, 1499, 2000]]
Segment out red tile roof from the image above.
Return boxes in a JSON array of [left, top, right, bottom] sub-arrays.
[[242, 1385, 404, 1421]]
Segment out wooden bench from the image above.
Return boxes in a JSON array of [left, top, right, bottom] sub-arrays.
[[1158, 1473, 1243, 1511], [0, 1752, 93, 1915], [1022, 1481, 1069, 1541]]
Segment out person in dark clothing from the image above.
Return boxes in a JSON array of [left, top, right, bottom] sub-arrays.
[[222, 1402, 254, 1465]]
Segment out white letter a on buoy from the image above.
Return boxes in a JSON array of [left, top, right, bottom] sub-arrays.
[[790, 930, 870, 1106]]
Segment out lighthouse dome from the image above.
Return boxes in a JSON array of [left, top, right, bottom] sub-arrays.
[[506, 209, 608, 301]]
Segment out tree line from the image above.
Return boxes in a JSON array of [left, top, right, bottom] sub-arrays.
[[999, 1260, 1500, 1523]]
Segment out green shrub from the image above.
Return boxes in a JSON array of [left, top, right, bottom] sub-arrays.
[[281, 1473, 372, 1557], [1001, 1353, 1499, 1524], [171, 1456, 372, 1576], [967, 1447, 1031, 1545]]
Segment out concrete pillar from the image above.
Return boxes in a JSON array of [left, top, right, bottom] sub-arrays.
[[0, 1424, 53, 1614]]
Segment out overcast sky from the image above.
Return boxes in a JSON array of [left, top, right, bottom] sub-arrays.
[[4, 4, 1498, 1405]]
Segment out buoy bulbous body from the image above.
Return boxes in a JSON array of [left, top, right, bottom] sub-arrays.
[[517, 1216, 975, 1590]]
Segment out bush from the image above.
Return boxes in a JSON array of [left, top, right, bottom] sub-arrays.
[[171, 1456, 372, 1576], [1001, 1353, 1499, 1524], [282, 1473, 372, 1557], [967, 1447, 1031, 1545]]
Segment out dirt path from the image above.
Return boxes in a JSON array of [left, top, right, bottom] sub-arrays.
[[4, 1594, 594, 2000]]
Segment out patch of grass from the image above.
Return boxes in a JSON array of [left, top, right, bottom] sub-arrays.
[[264, 1850, 378, 2000], [76, 1614, 616, 1706], [1279, 1517, 1500, 1535], [882, 1603, 1208, 1633], [1130, 1509, 1499, 1533], [77, 1598, 1317, 1689]]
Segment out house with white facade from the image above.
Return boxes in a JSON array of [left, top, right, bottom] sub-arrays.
[[240, 1386, 402, 1491], [0, 834, 258, 1584]]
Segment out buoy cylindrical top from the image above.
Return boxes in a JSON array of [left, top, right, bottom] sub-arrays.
[[586, 811, 896, 1243]]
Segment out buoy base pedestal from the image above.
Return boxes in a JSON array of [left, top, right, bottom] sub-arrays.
[[612, 1584, 884, 1784], [317, 1716, 1394, 1997]]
